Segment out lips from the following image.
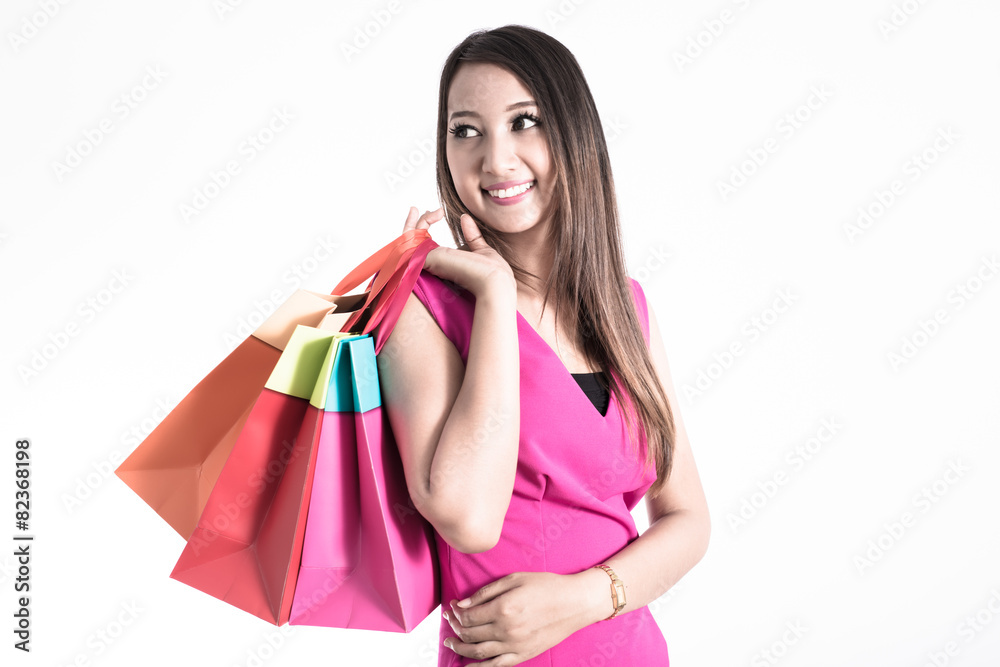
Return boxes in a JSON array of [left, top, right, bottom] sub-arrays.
[[482, 180, 535, 200]]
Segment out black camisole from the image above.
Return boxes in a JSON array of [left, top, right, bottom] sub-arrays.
[[570, 371, 610, 417]]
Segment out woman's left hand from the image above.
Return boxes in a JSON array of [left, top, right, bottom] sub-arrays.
[[442, 571, 597, 665]]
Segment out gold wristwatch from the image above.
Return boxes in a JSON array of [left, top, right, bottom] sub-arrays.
[[593, 563, 626, 620]]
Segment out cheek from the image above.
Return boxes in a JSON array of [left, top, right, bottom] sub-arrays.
[[446, 156, 483, 212], [456, 176, 480, 202], [527, 140, 553, 182], [447, 150, 477, 189]]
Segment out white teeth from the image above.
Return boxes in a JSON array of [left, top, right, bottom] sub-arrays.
[[487, 181, 534, 198]]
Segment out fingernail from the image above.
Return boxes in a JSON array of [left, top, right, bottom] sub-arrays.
[[444, 638, 453, 650], [457, 598, 471, 608], [443, 610, 450, 621]]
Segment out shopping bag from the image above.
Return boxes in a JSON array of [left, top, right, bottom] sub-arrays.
[[115, 228, 433, 539], [288, 335, 440, 632], [168, 229, 439, 626], [288, 234, 441, 632], [169, 324, 363, 625]]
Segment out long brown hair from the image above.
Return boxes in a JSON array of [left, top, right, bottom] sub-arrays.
[[435, 25, 676, 496]]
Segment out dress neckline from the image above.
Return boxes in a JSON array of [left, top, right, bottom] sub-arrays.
[[515, 310, 615, 420]]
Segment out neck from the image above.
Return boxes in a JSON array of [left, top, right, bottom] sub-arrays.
[[507, 221, 556, 304]]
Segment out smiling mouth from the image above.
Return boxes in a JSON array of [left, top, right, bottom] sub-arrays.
[[483, 181, 535, 199]]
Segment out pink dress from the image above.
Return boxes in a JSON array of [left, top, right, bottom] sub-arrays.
[[411, 269, 670, 666]]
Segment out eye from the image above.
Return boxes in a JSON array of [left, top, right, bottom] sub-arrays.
[[448, 123, 481, 139], [512, 113, 541, 131]]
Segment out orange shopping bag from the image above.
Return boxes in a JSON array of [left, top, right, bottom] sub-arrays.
[[115, 228, 433, 539]]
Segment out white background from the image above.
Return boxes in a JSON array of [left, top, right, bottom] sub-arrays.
[[2, 1, 999, 666]]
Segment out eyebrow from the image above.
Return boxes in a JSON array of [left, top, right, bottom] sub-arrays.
[[449, 100, 537, 122]]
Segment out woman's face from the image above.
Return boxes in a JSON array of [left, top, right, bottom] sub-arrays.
[[445, 62, 554, 236]]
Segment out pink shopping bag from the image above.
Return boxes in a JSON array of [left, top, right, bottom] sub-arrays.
[[289, 236, 441, 632]]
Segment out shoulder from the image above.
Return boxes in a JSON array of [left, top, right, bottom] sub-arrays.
[[378, 284, 465, 402], [626, 276, 650, 345], [627, 276, 647, 306], [413, 269, 473, 313], [400, 269, 476, 365]]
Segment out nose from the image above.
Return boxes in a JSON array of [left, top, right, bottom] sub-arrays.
[[481, 131, 519, 176]]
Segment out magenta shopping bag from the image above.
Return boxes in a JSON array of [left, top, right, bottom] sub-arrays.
[[288, 239, 440, 632]]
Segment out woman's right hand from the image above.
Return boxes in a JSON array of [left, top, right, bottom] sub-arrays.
[[403, 206, 516, 298]]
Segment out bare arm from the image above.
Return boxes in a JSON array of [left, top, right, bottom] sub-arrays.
[[436, 298, 711, 663], [570, 298, 711, 622], [378, 278, 521, 554]]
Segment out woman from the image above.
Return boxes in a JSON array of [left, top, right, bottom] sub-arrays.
[[378, 24, 710, 666]]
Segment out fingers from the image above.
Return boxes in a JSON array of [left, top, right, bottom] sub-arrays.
[[404, 206, 445, 232], [444, 609, 494, 643], [450, 598, 490, 628], [442, 635, 507, 663], [405, 208, 487, 248], [448, 618, 499, 648], [402, 206, 420, 231], [403, 206, 445, 231], [422, 207, 445, 228], [459, 213, 486, 249]]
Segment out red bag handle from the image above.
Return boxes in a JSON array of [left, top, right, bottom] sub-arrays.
[[368, 237, 438, 354], [332, 228, 429, 296], [331, 229, 431, 330], [341, 235, 438, 341]]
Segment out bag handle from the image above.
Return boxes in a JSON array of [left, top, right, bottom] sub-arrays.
[[366, 237, 438, 354], [331, 228, 429, 296], [340, 235, 438, 341], [331, 229, 431, 331]]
